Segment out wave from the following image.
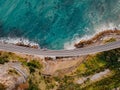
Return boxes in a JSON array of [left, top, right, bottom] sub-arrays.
[[0, 23, 119, 50], [0, 37, 40, 48], [64, 23, 120, 50]]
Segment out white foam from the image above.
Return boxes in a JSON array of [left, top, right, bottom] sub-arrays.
[[64, 34, 94, 50], [0, 37, 40, 48], [95, 22, 120, 32], [64, 23, 120, 50]]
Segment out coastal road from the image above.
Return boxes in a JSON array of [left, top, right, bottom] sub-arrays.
[[0, 41, 120, 57]]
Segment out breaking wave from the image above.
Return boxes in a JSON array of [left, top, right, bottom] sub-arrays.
[[64, 23, 120, 50], [0, 37, 40, 48]]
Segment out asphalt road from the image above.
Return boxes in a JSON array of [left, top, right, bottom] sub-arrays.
[[0, 41, 120, 57]]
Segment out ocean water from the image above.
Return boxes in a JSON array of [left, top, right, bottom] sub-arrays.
[[0, 0, 120, 50]]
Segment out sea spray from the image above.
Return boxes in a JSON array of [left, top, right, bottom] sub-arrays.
[[64, 23, 120, 50], [0, 37, 40, 48]]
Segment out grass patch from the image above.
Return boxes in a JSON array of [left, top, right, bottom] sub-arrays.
[[75, 55, 107, 77], [76, 48, 120, 89], [83, 71, 120, 90], [75, 48, 120, 77], [0, 51, 26, 64], [104, 38, 116, 43]]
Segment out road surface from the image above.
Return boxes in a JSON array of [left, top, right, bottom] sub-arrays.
[[0, 41, 120, 57]]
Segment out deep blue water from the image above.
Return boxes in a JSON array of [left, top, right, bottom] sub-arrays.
[[0, 0, 120, 49]]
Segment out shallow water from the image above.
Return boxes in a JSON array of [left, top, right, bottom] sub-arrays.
[[0, 0, 120, 49]]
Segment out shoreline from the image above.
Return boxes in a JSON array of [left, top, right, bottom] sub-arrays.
[[0, 29, 119, 50], [75, 29, 120, 48], [0, 29, 119, 57], [0, 37, 40, 49]]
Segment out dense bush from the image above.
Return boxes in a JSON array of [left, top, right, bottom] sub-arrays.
[[27, 60, 42, 73], [0, 57, 9, 64], [28, 79, 39, 90], [97, 48, 120, 69]]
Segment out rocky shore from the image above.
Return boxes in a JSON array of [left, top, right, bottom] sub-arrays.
[[75, 30, 120, 48], [16, 42, 39, 49]]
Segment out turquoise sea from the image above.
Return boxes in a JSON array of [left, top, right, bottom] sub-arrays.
[[0, 0, 120, 49]]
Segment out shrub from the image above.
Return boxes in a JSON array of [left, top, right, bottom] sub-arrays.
[[0, 57, 9, 64], [27, 60, 42, 73], [28, 79, 39, 90], [27, 60, 42, 69], [97, 48, 120, 69]]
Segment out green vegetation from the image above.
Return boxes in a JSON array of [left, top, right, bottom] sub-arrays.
[[0, 56, 9, 64], [76, 48, 120, 90], [83, 71, 120, 90], [104, 38, 116, 43], [0, 47, 119, 90], [27, 60, 42, 73], [28, 78, 39, 90], [97, 48, 120, 69], [26, 60, 45, 90], [0, 51, 45, 90], [75, 48, 120, 77], [75, 55, 107, 77], [0, 51, 26, 64], [53, 48, 120, 90], [0, 52, 9, 64]]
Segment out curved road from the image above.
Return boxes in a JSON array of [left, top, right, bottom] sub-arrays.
[[0, 41, 120, 57]]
